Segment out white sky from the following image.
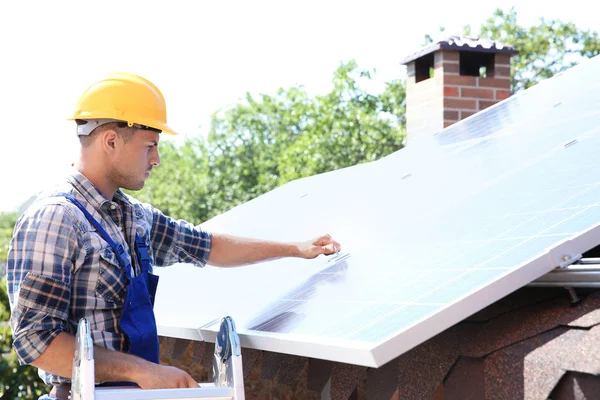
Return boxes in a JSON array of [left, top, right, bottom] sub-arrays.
[[0, 0, 597, 212]]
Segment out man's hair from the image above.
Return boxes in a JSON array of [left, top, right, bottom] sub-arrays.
[[78, 121, 137, 147]]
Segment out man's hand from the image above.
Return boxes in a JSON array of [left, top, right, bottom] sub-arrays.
[[296, 234, 341, 259], [208, 233, 342, 266], [31, 332, 198, 390], [134, 364, 198, 389]]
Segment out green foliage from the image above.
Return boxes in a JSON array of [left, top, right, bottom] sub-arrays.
[[1, 213, 46, 399], [275, 62, 405, 183], [134, 61, 406, 224], [0, 213, 17, 263], [0, 346, 46, 400], [0, 277, 45, 400], [467, 7, 600, 91]]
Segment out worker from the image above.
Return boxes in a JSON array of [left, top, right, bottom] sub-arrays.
[[6, 72, 341, 400]]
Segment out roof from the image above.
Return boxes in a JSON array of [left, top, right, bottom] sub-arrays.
[[159, 285, 600, 399], [400, 35, 519, 65]]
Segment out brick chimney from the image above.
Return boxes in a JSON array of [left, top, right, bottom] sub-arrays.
[[400, 36, 518, 141]]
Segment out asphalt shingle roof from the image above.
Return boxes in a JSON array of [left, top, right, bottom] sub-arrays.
[[160, 285, 600, 399]]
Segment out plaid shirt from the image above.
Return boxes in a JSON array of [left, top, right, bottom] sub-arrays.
[[6, 171, 212, 386]]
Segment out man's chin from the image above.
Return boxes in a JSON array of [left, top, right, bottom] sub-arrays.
[[123, 181, 146, 192]]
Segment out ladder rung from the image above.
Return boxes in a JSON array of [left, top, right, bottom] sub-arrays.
[[94, 386, 233, 400]]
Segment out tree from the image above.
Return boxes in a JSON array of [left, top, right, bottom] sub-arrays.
[[275, 62, 405, 183], [468, 7, 600, 91], [0, 212, 17, 266], [136, 61, 406, 224], [205, 84, 315, 216], [1, 216, 46, 399], [0, 275, 45, 399]]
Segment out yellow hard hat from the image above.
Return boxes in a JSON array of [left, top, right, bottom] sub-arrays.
[[68, 72, 176, 135]]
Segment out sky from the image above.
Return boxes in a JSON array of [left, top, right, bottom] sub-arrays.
[[0, 0, 597, 212]]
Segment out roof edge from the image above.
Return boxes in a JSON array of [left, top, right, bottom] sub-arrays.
[[400, 36, 519, 65]]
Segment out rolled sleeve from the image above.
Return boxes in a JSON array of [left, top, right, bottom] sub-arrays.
[[143, 205, 212, 267], [7, 203, 77, 365]]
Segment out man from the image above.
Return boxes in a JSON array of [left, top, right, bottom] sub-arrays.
[[7, 72, 341, 399]]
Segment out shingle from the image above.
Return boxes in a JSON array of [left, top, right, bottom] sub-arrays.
[[462, 295, 574, 357], [241, 348, 262, 379], [551, 372, 600, 400], [466, 287, 564, 322], [261, 351, 285, 380], [159, 336, 176, 359], [442, 35, 515, 51], [397, 328, 460, 400], [443, 357, 485, 400], [366, 359, 398, 400], [567, 291, 600, 328], [330, 362, 367, 400], [524, 325, 600, 398], [432, 384, 445, 400], [381, 288, 600, 398], [172, 338, 191, 360], [400, 35, 518, 64], [483, 327, 568, 400], [307, 358, 333, 393], [190, 341, 206, 364], [201, 341, 215, 370], [276, 355, 307, 385]]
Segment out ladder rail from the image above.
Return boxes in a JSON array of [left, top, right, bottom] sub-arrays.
[[72, 316, 244, 400]]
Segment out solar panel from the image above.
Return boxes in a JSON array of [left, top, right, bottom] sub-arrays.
[[154, 55, 600, 367]]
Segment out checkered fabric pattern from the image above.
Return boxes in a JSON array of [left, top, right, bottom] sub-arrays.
[[6, 171, 211, 385]]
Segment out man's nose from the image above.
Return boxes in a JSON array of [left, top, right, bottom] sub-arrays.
[[152, 150, 161, 167]]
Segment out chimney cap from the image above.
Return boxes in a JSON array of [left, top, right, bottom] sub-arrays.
[[400, 35, 519, 65]]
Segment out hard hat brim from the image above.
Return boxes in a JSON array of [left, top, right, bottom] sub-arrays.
[[70, 117, 178, 136], [144, 121, 177, 135]]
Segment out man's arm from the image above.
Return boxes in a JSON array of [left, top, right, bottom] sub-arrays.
[[8, 203, 196, 389], [31, 332, 197, 389], [143, 204, 341, 268], [207, 233, 341, 267]]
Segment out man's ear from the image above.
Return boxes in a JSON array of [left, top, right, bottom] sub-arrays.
[[101, 129, 119, 153]]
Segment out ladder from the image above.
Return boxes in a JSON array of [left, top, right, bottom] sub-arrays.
[[71, 317, 245, 400]]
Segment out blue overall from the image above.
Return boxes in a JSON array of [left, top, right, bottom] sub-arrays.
[[59, 192, 160, 367]]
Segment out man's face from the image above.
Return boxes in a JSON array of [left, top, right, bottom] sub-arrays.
[[112, 129, 161, 191]]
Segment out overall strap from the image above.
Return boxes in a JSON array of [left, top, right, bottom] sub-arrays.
[[134, 233, 152, 274], [56, 192, 134, 279]]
